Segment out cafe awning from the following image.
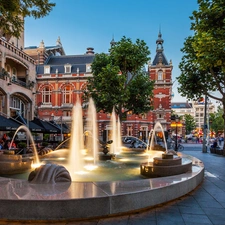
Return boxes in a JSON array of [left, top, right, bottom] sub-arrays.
[[31, 118, 61, 134], [13, 115, 45, 133], [49, 120, 70, 134], [0, 115, 22, 131]]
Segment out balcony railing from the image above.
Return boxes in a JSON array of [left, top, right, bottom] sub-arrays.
[[0, 38, 35, 64]]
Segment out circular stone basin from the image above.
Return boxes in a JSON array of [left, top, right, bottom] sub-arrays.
[[153, 156, 182, 166], [140, 156, 192, 178], [0, 152, 204, 221]]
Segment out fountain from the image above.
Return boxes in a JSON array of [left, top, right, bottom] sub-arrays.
[[0, 101, 204, 222], [110, 108, 122, 155], [140, 122, 192, 177], [0, 125, 39, 175]]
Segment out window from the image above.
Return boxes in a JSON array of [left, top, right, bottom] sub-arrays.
[[158, 70, 163, 80], [63, 110, 71, 117], [62, 85, 72, 103], [64, 64, 71, 73], [10, 96, 25, 117], [44, 66, 50, 74], [42, 86, 52, 103], [86, 63, 92, 72], [141, 113, 147, 119]]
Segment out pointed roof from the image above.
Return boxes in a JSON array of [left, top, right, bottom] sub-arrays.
[[152, 31, 169, 66]]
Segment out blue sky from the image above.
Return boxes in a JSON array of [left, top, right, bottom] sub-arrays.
[[24, 0, 199, 102]]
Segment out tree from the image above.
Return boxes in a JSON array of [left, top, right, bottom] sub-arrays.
[[183, 114, 196, 135], [0, 0, 55, 38], [209, 106, 224, 134], [83, 36, 154, 121], [177, 0, 225, 153]]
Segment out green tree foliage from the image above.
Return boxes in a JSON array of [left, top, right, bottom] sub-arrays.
[[183, 114, 196, 135], [177, 0, 225, 152], [0, 0, 55, 38], [83, 36, 154, 120], [209, 106, 224, 134]]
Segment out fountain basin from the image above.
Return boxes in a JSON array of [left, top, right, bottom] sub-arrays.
[[140, 153, 192, 178], [0, 151, 32, 175], [0, 153, 204, 222]]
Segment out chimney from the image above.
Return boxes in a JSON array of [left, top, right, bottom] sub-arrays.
[[86, 47, 94, 54]]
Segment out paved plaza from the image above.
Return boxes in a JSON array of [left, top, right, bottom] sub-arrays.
[[1, 143, 225, 225]]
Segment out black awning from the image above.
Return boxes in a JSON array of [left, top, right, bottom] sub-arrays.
[[27, 121, 46, 133], [49, 120, 70, 134], [32, 118, 60, 134], [0, 115, 21, 131], [62, 123, 70, 134], [13, 115, 45, 133]]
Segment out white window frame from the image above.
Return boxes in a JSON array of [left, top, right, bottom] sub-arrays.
[[62, 85, 72, 104], [158, 70, 163, 80], [42, 86, 52, 103], [44, 66, 50, 74], [64, 64, 71, 73]]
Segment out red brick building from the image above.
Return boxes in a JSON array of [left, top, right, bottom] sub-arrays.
[[25, 32, 172, 142]]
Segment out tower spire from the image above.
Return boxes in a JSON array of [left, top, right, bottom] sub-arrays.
[[156, 29, 164, 52]]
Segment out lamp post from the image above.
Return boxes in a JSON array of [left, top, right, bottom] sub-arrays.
[[60, 116, 63, 142], [202, 95, 208, 153], [175, 116, 179, 151]]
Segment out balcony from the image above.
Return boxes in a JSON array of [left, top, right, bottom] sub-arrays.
[[0, 38, 35, 65]]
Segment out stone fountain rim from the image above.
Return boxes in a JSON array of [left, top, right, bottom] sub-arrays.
[[0, 153, 204, 221]]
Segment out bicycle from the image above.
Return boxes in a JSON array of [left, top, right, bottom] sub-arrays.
[[170, 142, 184, 151]]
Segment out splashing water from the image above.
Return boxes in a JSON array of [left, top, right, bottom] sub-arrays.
[[68, 100, 85, 175], [85, 98, 98, 165], [110, 108, 122, 154], [148, 122, 168, 153], [10, 125, 40, 167]]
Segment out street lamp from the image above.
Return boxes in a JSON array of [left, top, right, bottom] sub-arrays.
[[175, 116, 179, 151]]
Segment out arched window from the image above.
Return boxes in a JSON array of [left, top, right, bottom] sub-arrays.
[[158, 70, 163, 80], [62, 85, 72, 104], [42, 86, 52, 103]]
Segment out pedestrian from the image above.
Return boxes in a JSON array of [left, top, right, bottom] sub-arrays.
[[211, 139, 218, 149], [218, 136, 223, 146]]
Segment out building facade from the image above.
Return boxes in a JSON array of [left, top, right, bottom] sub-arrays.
[[0, 27, 173, 143], [0, 32, 36, 123], [28, 32, 173, 142]]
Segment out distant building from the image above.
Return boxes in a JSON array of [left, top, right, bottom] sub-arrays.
[[171, 102, 194, 118], [171, 100, 215, 137], [191, 99, 215, 130]]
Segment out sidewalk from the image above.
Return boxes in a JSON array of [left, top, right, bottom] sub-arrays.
[[2, 147, 225, 225]]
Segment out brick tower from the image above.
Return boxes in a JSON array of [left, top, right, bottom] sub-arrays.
[[148, 31, 173, 131]]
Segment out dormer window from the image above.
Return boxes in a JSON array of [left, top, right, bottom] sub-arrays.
[[86, 63, 91, 72], [44, 66, 50, 74], [64, 64, 71, 73], [158, 70, 163, 80]]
